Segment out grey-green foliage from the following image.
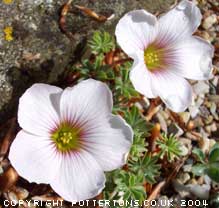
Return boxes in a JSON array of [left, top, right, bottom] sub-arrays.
[[129, 130, 148, 162], [114, 62, 139, 99], [192, 143, 219, 182], [88, 31, 115, 54], [74, 31, 140, 104], [114, 171, 146, 204], [129, 154, 161, 184], [123, 106, 153, 135], [156, 134, 183, 162]]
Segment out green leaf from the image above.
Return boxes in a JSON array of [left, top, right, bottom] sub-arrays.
[[129, 154, 161, 184], [142, 155, 161, 184], [88, 31, 115, 54], [94, 53, 104, 69], [129, 130, 148, 161], [114, 171, 146, 203], [129, 175, 136, 186], [124, 106, 153, 134], [192, 148, 205, 163], [157, 134, 183, 162], [191, 163, 207, 176], [206, 162, 219, 183], [209, 143, 219, 163], [131, 186, 145, 200], [114, 62, 140, 101]]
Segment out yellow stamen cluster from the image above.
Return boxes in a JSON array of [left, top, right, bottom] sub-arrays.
[[57, 132, 75, 145], [51, 124, 81, 152], [144, 45, 164, 71], [3, 26, 13, 42], [144, 52, 159, 65]]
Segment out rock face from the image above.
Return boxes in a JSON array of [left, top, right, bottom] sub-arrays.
[[0, 0, 174, 124]]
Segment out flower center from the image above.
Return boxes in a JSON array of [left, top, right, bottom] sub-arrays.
[[51, 123, 81, 152], [144, 45, 164, 71]]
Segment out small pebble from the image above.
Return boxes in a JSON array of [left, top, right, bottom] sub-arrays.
[[178, 173, 191, 184], [180, 112, 190, 124], [173, 180, 190, 198], [14, 187, 29, 200], [202, 14, 218, 30], [193, 81, 209, 95], [187, 121, 195, 131], [199, 135, 210, 154], [183, 164, 193, 172], [168, 124, 184, 137], [156, 112, 167, 133]]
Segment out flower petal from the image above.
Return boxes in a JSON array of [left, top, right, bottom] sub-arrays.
[[60, 79, 113, 125], [171, 36, 214, 80], [18, 84, 62, 136], [82, 115, 133, 171], [115, 10, 158, 59], [157, 0, 202, 44], [152, 71, 193, 112], [51, 150, 105, 202], [9, 130, 61, 184], [130, 59, 157, 98]]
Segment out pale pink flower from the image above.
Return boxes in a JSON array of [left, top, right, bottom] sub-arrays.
[[9, 79, 133, 202], [115, 0, 214, 112]]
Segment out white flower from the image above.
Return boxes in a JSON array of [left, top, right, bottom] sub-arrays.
[[115, 0, 214, 112], [9, 79, 133, 202]]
